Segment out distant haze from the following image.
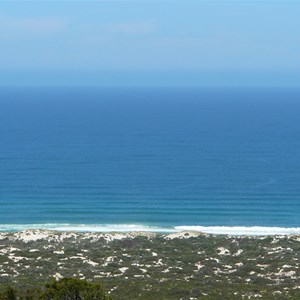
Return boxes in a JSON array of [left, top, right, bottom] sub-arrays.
[[0, 1, 299, 87]]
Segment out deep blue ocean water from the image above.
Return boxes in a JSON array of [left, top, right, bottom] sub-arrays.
[[1, 87, 300, 234]]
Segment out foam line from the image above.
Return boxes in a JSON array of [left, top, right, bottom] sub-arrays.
[[0, 224, 174, 233], [1, 224, 300, 235], [174, 226, 300, 235]]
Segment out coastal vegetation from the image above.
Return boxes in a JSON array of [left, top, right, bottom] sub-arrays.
[[1, 230, 300, 299], [0, 278, 111, 300]]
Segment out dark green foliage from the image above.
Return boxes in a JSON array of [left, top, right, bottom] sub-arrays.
[[42, 278, 111, 300], [2, 286, 17, 300], [0, 279, 111, 300]]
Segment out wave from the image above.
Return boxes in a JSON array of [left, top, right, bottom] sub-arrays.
[[174, 226, 300, 235], [1, 224, 300, 235], [0, 224, 175, 233]]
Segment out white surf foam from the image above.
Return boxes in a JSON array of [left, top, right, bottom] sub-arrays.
[[1, 224, 300, 235], [0, 224, 174, 233], [174, 226, 300, 236], [52, 224, 175, 233]]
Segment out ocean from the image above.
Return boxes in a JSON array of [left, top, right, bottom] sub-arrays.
[[1, 87, 300, 235]]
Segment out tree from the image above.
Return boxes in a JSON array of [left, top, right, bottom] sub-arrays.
[[41, 278, 112, 300], [2, 286, 17, 300]]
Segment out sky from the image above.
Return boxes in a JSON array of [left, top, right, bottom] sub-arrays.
[[0, 1, 300, 87]]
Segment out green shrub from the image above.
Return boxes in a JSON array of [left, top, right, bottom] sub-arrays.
[[1, 286, 17, 300], [41, 278, 111, 300], [0, 279, 112, 300]]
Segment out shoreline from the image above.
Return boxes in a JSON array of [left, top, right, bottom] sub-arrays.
[[1, 224, 300, 236], [1, 229, 300, 243], [0, 229, 203, 243]]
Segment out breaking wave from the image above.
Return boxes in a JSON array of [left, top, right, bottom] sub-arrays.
[[1, 224, 300, 235], [174, 226, 300, 235], [0, 224, 174, 233]]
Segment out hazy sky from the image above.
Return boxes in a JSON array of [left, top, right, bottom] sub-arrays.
[[0, 1, 300, 86]]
